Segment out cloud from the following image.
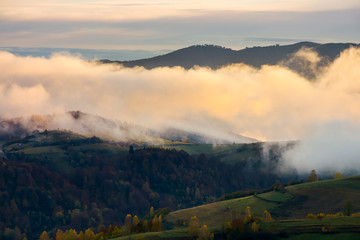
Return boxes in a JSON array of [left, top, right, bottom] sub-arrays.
[[1, 47, 360, 172], [281, 121, 360, 174], [0, 47, 359, 139]]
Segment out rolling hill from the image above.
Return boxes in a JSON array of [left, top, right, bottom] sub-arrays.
[[166, 176, 360, 228]]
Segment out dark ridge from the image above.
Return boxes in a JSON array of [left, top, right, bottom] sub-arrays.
[[99, 42, 359, 79]]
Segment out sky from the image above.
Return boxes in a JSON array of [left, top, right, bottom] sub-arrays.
[[1, 1, 360, 173], [1, 0, 360, 52]]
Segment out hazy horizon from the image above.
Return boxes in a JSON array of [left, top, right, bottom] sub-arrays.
[[1, 1, 359, 51]]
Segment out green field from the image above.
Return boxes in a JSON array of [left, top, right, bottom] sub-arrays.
[[166, 176, 360, 234], [166, 191, 292, 228]]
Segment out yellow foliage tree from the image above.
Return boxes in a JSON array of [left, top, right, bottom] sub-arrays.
[[39, 231, 50, 240], [151, 216, 159, 232], [244, 206, 252, 223], [158, 215, 163, 231], [198, 225, 211, 240], [133, 215, 140, 227], [84, 229, 95, 240], [251, 222, 259, 232], [125, 214, 132, 234], [335, 172, 344, 179], [55, 230, 65, 240], [263, 210, 273, 222], [64, 229, 77, 240], [150, 206, 155, 217], [188, 216, 200, 237]]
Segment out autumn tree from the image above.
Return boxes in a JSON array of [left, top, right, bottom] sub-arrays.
[[198, 225, 211, 240], [151, 215, 162, 232], [335, 172, 344, 179], [133, 215, 140, 233], [251, 222, 259, 232], [244, 206, 252, 223], [64, 229, 77, 240], [39, 231, 50, 240], [150, 206, 154, 217], [125, 214, 132, 234], [188, 216, 200, 237], [263, 210, 273, 222], [158, 215, 164, 231], [55, 229, 65, 240], [307, 169, 318, 182], [84, 229, 95, 240]]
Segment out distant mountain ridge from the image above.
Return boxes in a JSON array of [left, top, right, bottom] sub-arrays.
[[100, 42, 359, 78]]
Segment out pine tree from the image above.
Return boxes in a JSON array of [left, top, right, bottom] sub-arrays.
[[307, 169, 318, 182]]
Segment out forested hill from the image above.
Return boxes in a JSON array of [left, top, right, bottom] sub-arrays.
[[100, 42, 359, 76], [0, 130, 283, 240]]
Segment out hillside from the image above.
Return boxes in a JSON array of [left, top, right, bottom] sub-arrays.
[[0, 111, 256, 145], [0, 130, 280, 240], [100, 42, 359, 78], [166, 176, 360, 228]]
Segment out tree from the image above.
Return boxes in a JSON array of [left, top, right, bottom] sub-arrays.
[[84, 229, 95, 240], [244, 206, 252, 223], [133, 215, 140, 232], [198, 225, 211, 240], [125, 214, 132, 234], [188, 216, 200, 237], [158, 215, 163, 231], [55, 230, 65, 240], [335, 172, 344, 179], [150, 206, 155, 217], [251, 222, 259, 232], [129, 145, 134, 154], [64, 229, 77, 240], [39, 231, 50, 240], [263, 210, 273, 222], [344, 200, 354, 216], [307, 169, 318, 182]]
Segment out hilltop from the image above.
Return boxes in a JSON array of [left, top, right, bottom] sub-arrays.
[[100, 42, 359, 78]]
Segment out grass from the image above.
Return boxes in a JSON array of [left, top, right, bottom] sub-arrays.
[[288, 176, 360, 191], [166, 191, 291, 228]]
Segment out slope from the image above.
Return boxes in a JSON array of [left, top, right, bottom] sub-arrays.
[[166, 176, 360, 228]]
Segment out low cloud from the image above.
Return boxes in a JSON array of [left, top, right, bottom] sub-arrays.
[[1, 47, 360, 172]]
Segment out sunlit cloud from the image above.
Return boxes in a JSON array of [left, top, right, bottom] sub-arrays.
[[1, 47, 360, 142]]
